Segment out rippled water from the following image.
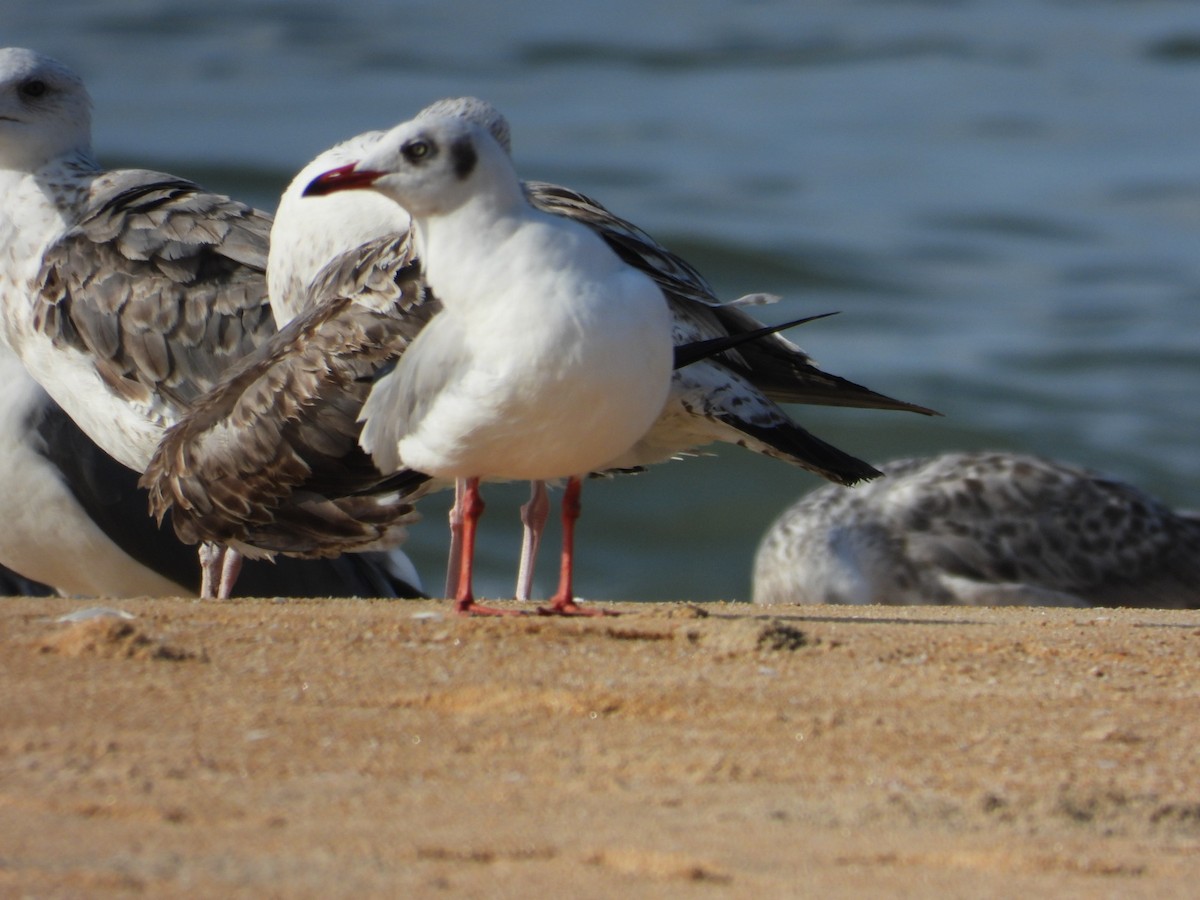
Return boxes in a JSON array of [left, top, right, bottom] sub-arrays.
[[9, 1, 1200, 600]]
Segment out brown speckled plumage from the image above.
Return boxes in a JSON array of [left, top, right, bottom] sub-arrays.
[[142, 232, 435, 557]]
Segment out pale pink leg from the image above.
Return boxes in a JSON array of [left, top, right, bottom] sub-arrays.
[[515, 480, 549, 601], [217, 548, 243, 599], [538, 476, 616, 617], [199, 542, 222, 599], [443, 478, 467, 599], [199, 542, 243, 600]]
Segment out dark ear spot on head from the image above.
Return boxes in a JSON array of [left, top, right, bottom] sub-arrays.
[[450, 136, 477, 180]]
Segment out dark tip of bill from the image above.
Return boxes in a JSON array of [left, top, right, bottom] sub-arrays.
[[303, 163, 376, 197]]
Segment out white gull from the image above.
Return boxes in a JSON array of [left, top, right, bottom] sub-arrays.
[[306, 112, 675, 615], [752, 451, 1200, 608], [143, 100, 788, 604]]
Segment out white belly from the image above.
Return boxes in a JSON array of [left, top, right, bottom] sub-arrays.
[[397, 278, 672, 480], [0, 357, 189, 596]]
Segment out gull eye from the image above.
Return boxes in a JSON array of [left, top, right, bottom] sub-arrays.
[[19, 79, 47, 99], [401, 138, 434, 164]]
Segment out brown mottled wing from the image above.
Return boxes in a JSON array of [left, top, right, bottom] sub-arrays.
[[141, 232, 438, 558], [31, 170, 276, 412], [300, 227, 419, 315], [525, 180, 935, 415]]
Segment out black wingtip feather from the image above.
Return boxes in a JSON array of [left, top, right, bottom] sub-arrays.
[[718, 413, 883, 486]]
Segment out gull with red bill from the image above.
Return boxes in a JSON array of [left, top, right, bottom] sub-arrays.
[[306, 113, 676, 615]]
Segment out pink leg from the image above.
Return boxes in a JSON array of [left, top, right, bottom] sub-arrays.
[[443, 478, 467, 598], [454, 477, 522, 617], [217, 548, 243, 599], [198, 543, 221, 599], [515, 480, 549, 601], [538, 476, 617, 617]]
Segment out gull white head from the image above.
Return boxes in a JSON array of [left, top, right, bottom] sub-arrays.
[[303, 114, 521, 219], [268, 129, 396, 321], [0, 47, 91, 171], [270, 98, 513, 319]]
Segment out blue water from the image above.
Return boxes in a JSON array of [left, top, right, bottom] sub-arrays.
[[8, 1, 1200, 600]]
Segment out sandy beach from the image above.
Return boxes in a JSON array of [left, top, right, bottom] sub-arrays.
[[3, 596, 1199, 897]]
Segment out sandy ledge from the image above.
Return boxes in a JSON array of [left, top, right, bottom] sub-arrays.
[[2, 596, 1199, 897]]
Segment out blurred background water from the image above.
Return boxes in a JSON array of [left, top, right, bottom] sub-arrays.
[[8, 0, 1199, 600]]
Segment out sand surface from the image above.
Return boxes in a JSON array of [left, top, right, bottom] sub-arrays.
[[2, 596, 1199, 897]]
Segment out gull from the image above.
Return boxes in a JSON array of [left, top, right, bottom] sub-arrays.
[[304, 112, 676, 615], [752, 451, 1200, 608], [141, 121, 444, 592], [146, 97, 933, 610], [0, 47, 422, 597], [265, 98, 557, 600]]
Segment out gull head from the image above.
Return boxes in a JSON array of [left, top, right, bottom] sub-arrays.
[[269, 129, 404, 321], [271, 98, 513, 315], [0, 47, 92, 171], [282, 97, 510, 219], [303, 114, 520, 219]]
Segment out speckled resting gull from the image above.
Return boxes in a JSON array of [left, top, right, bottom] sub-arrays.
[[752, 451, 1200, 608]]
